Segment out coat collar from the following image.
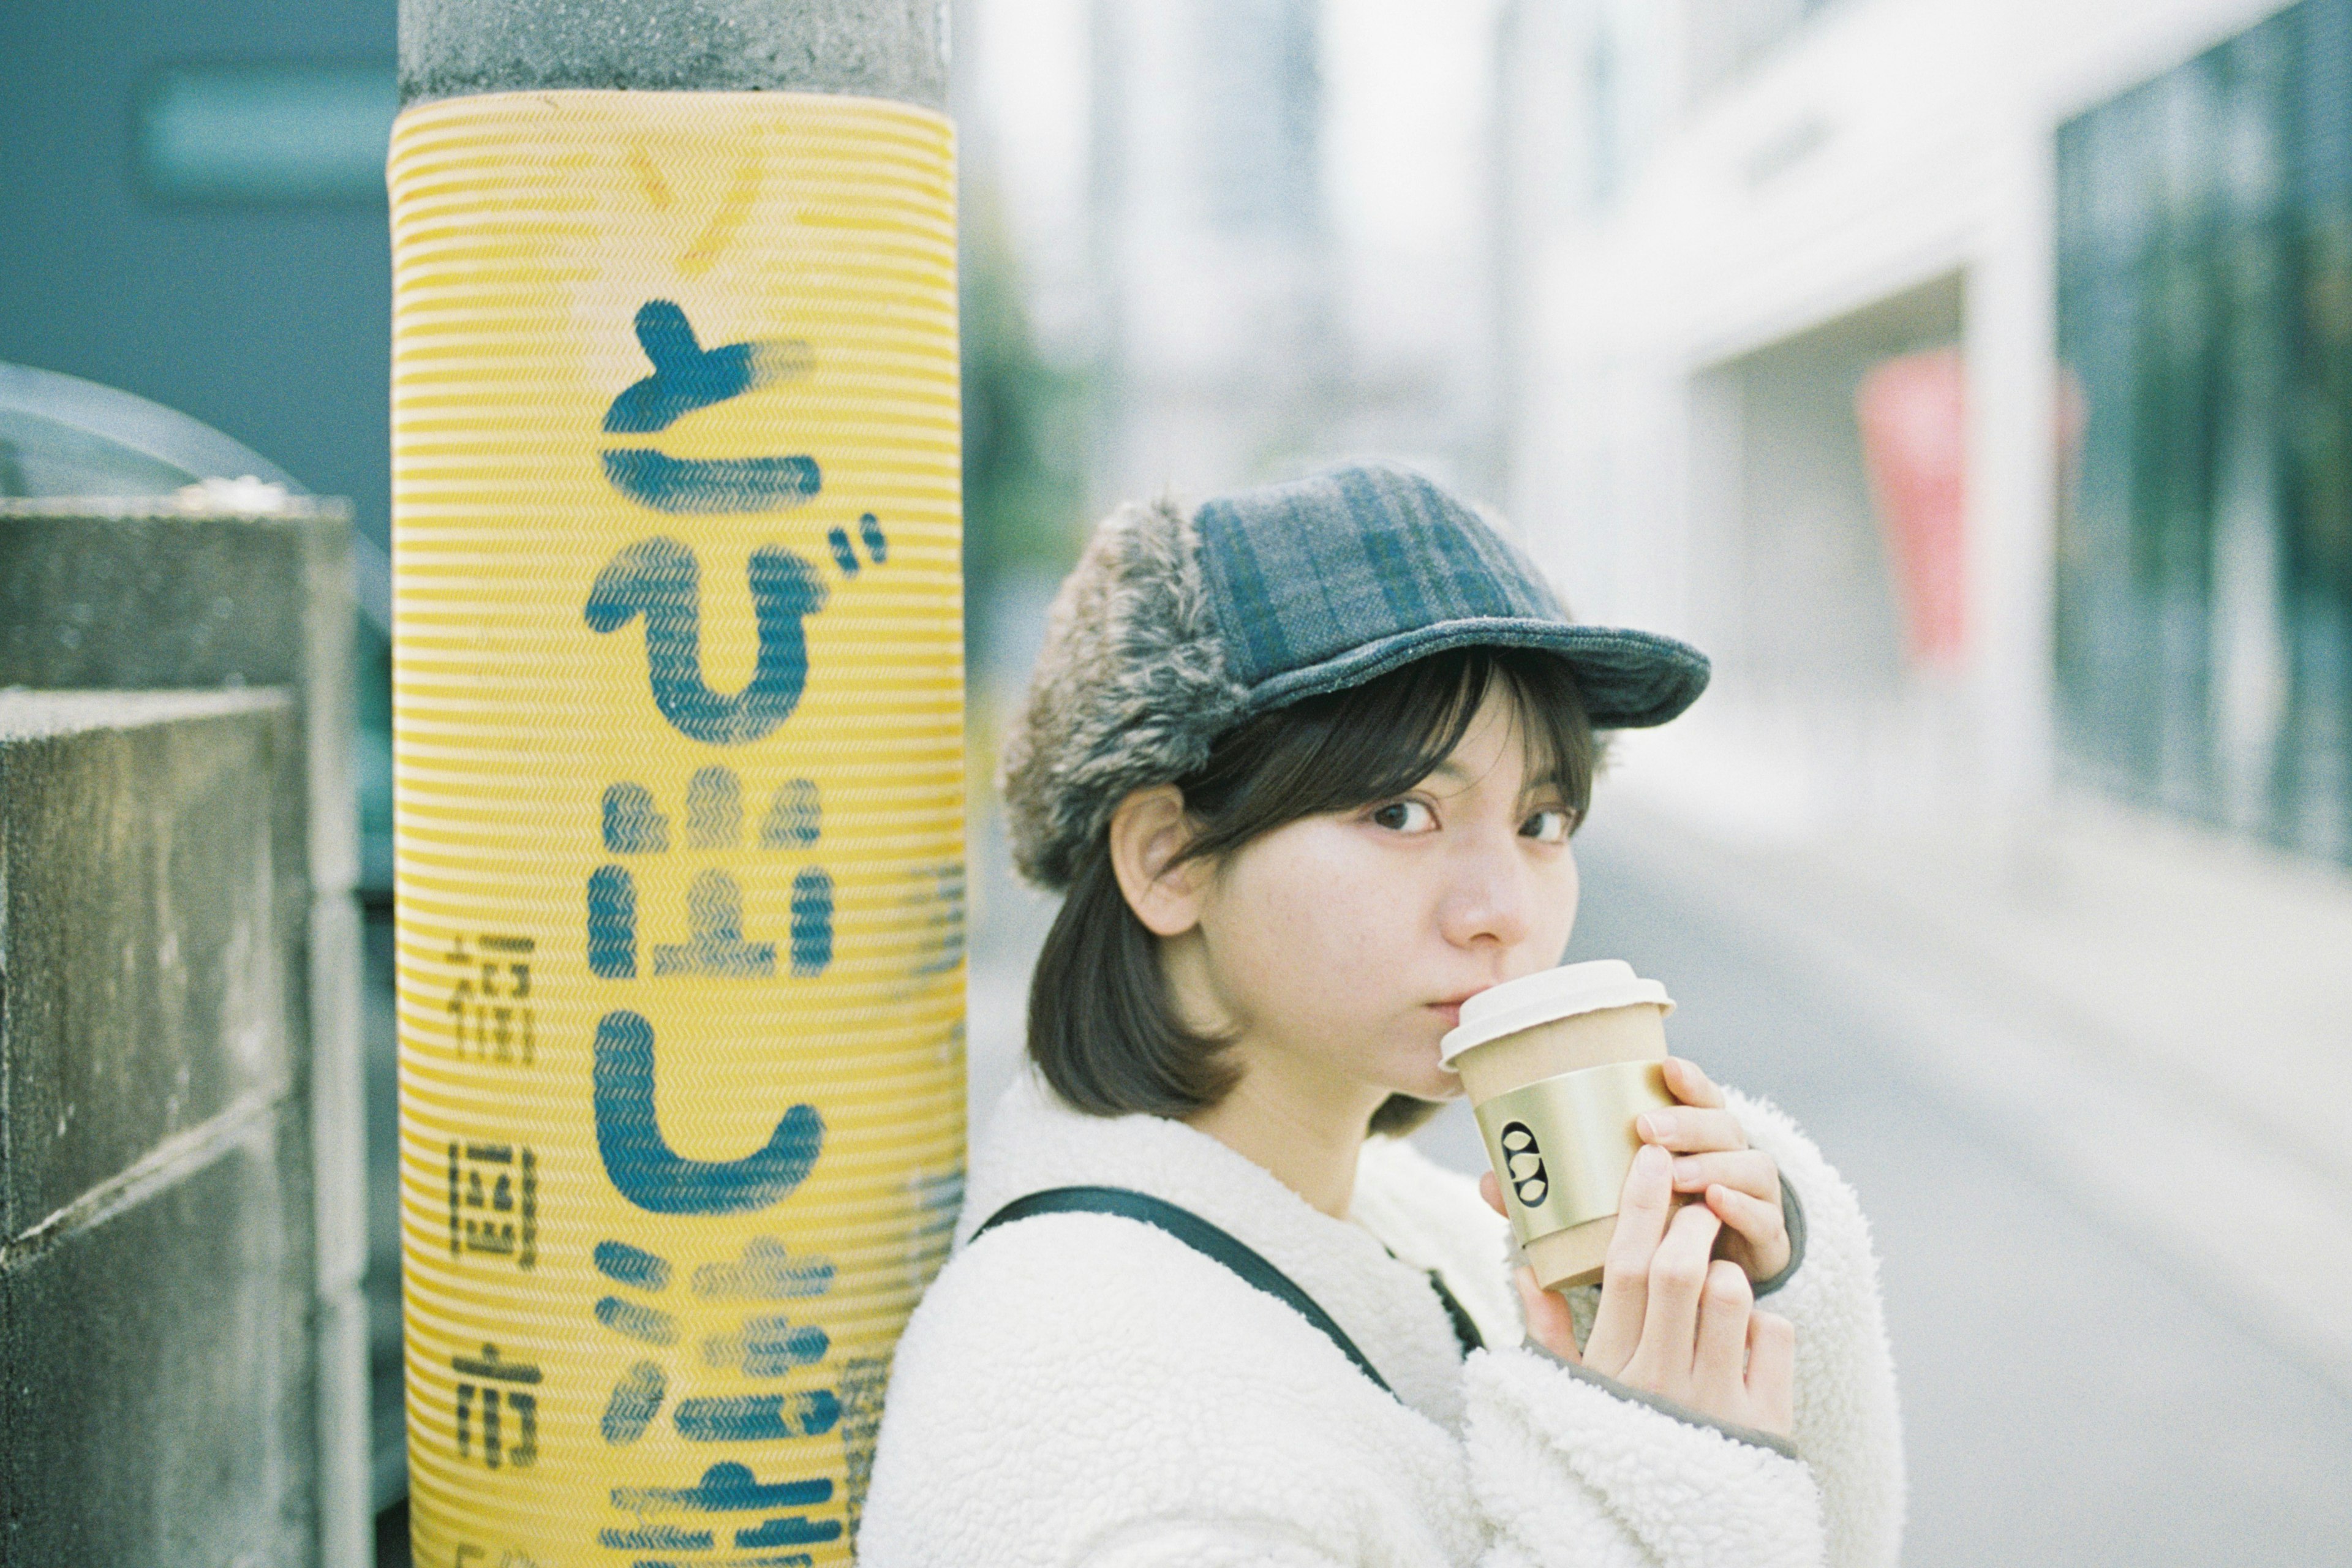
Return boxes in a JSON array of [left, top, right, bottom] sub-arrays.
[[955, 1067, 1479, 1429]]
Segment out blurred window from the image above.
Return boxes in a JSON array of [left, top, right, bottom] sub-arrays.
[[2054, 0, 2352, 864], [1684, 0, 1841, 102], [1586, 19, 1623, 206], [1193, 0, 1321, 234], [137, 63, 397, 205], [1568, 1, 1695, 215]]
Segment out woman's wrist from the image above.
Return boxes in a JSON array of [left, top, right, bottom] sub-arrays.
[[1514, 1340, 1803, 1460]]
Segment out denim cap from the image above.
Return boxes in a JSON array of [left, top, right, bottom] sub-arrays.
[[996, 460, 1711, 890]]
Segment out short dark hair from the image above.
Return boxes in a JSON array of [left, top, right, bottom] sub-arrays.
[[1026, 645, 1599, 1140]]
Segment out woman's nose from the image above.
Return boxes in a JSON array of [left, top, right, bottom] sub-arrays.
[[1436, 832, 1536, 949]]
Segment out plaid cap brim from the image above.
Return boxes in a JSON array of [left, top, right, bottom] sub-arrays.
[[1235, 616, 1710, 730], [1195, 462, 1709, 732]]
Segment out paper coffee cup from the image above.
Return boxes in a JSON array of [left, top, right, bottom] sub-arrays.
[[1441, 960, 1676, 1292]]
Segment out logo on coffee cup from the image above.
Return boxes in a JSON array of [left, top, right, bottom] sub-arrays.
[[1498, 1121, 1549, 1207]]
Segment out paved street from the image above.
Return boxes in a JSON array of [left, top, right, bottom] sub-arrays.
[[966, 808, 2352, 1566]]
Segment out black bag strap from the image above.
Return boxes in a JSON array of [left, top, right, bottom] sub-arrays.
[[1425, 1266, 1487, 1359], [970, 1185, 1397, 1395]]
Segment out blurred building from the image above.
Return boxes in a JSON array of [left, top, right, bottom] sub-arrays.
[[1500, 0, 2352, 872], [976, 0, 1509, 514], [1084, 0, 1337, 502], [1498, 0, 2352, 1389]]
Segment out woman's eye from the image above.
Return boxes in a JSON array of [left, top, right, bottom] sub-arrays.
[[1520, 808, 1574, 844], [1371, 799, 1436, 832]]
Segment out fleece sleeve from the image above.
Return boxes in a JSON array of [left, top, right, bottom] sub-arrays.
[[1457, 1343, 1825, 1568], [1724, 1090, 1905, 1568], [1053, 1357, 1828, 1568]]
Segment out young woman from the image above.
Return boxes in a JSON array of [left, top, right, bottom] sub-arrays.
[[858, 463, 1904, 1567]]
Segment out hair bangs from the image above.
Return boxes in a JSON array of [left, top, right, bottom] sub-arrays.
[[1171, 646, 1594, 872], [1484, 648, 1599, 820]]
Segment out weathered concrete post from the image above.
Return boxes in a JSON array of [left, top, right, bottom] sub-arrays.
[[0, 497, 370, 1568], [0, 691, 307, 1567], [390, 5, 962, 1564], [399, 0, 948, 104]]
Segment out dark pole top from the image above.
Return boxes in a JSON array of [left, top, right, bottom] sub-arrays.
[[399, 0, 950, 109]]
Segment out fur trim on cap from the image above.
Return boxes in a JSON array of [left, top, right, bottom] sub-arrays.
[[998, 496, 1248, 891]]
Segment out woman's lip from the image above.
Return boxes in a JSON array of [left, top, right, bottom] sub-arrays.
[[1431, 1001, 1464, 1028]]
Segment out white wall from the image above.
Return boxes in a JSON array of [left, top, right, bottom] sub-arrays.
[[1510, 0, 2301, 838]]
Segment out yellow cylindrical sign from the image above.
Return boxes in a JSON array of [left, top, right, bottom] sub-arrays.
[[389, 92, 962, 1568]]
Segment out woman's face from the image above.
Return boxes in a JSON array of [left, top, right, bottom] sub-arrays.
[[1180, 679, 1583, 1109]]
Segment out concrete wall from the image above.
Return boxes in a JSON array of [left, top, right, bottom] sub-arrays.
[[0, 504, 367, 1567], [0, 691, 311, 1567]]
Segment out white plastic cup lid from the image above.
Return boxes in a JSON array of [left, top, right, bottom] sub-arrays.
[[1438, 959, 1674, 1066]]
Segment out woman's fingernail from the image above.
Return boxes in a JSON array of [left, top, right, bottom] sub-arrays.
[[1642, 1112, 1673, 1141], [1673, 1157, 1696, 1185], [1637, 1142, 1669, 1172]]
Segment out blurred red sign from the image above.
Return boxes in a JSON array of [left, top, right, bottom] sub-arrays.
[[1856, 348, 1967, 666]]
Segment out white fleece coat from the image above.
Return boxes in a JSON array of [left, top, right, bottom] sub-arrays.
[[858, 1069, 1903, 1567]]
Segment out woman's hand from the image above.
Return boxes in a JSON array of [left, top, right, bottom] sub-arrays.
[[1482, 1143, 1796, 1438], [1636, 1057, 1789, 1285]]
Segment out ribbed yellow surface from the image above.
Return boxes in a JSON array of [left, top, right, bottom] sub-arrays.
[[389, 92, 962, 1568]]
